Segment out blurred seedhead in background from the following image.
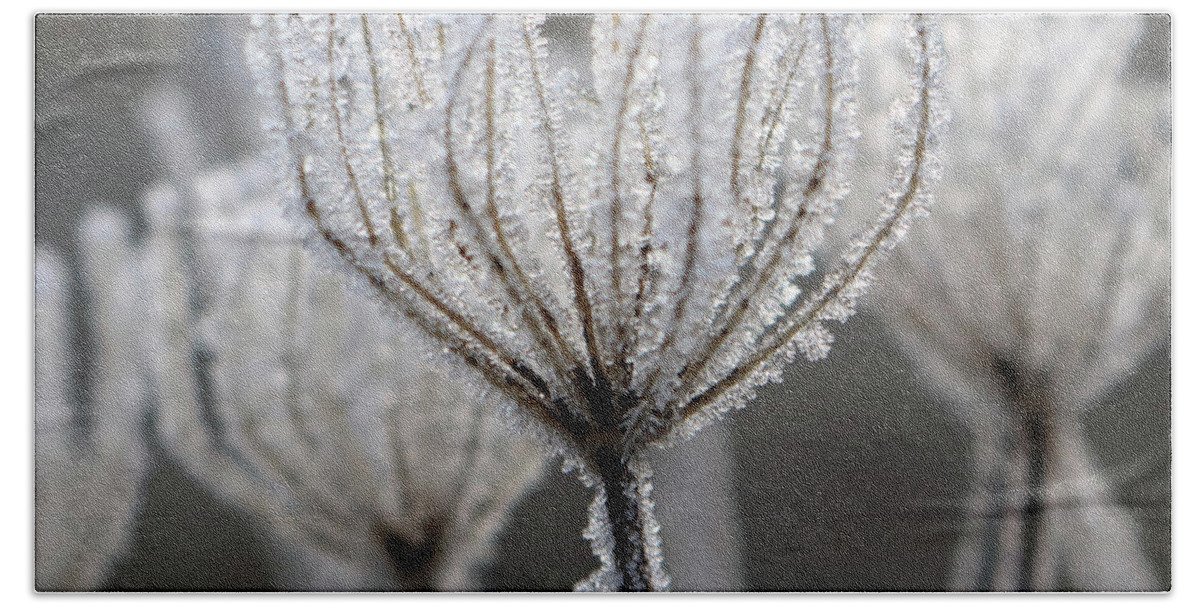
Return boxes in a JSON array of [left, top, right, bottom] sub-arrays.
[[859, 14, 1170, 591], [109, 84, 553, 590], [36, 21, 553, 588], [140, 154, 550, 591], [35, 242, 149, 591]]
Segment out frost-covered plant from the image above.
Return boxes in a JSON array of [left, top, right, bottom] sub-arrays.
[[864, 15, 1169, 591], [133, 154, 550, 591], [247, 14, 946, 590], [35, 225, 149, 591]]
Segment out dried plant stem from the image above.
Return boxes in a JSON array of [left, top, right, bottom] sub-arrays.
[[959, 376, 1157, 591], [591, 447, 656, 591], [957, 357, 1054, 590], [1013, 390, 1052, 591]]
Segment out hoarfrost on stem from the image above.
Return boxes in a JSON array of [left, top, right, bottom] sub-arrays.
[[247, 13, 946, 590]]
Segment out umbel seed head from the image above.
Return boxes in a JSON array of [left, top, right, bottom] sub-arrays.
[[247, 13, 945, 590]]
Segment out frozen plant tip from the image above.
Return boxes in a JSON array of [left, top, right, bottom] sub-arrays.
[[247, 13, 946, 590]]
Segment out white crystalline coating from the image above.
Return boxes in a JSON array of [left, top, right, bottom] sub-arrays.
[[859, 15, 1168, 591], [575, 487, 620, 592], [629, 457, 670, 591], [570, 455, 669, 592], [656, 15, 945, 447], [247, 14, 945, 590], [36, 230, 149, 590], [138, 157, 550, 591]]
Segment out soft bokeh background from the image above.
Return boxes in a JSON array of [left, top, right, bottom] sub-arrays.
[[34, 14, 1170, 591]]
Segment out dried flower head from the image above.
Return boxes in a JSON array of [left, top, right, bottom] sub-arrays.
[[247, 13, 946, 590], [864, 15, 1169, 591], [139, 157, 549, 590]]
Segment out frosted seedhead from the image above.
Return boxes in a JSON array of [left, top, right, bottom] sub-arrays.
[[248, 13, 944, 455], [247, 13, 945, 591]]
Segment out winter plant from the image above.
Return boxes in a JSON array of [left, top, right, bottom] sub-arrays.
[[246, 13, 946, 590], [862, 15, 1169, 591], [137, 159, 547, 590], [120, 83, 551, 590], [35, 222, 149, 591]]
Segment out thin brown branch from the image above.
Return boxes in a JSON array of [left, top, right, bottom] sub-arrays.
[[671, 16, 834, 403], [623, 114, 661, 372], [438, 30, 579, 395], [360, 16, 408, 254], [635, 17, 707, 398], [326, 14, 379, 247], [518, 18, 605, 381], [730, 14, 767, 204], [396, 15, 431, 106], [607, 15, 652, 386]]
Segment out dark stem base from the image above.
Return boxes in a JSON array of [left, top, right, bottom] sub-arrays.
[[375, 519, 445, 591], [592, 446, 656, 592], [1016, 410, 1049, 591], [989, 353, 1055, 591]]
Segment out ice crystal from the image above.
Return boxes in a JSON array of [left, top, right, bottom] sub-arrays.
[[863, 15, 1168, 591], [247, 14, 946, 590]]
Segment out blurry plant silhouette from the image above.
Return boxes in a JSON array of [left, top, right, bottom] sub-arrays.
[[34, 73, 551, 588], [124, 84, 551, 590], [861, 15, 1169, 591], [145, 161, 550, 590], [246, 13, 946, 590], [35, 226, 149, 591]]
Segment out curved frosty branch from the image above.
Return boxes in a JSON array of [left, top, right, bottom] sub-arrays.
[[674, 15, 946, 437]]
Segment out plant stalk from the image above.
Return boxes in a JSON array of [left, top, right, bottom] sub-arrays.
[[592, 445, 658, 592], [1013, 390, 1052, 592]]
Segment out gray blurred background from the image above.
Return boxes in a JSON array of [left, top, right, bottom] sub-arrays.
[[34, 14, 1170, 591]]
